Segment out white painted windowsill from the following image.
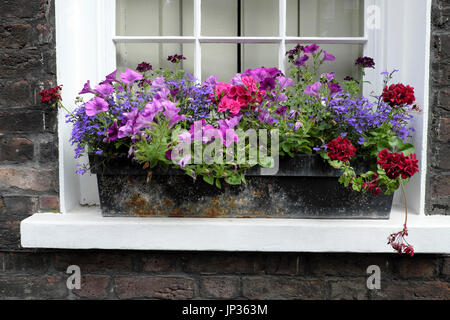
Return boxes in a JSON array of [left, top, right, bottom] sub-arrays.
[[20, 206, 450, 253]]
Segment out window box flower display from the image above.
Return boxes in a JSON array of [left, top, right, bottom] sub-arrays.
[[42, 45, 420, 255]]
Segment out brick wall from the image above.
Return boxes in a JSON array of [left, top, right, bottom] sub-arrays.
[[428, 0, 450, 214], [0, 0, 448, 300]]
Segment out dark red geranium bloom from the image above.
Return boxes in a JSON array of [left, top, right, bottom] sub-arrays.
[[377, 149, 419, 179], [136, 61, 152, 72], [355, 56, 375, 69], [167, 54, 186, 63], [381, 83, 415, 107], [388, 224, 414, 256], [39, 85, 62, 104], [362, 173, 383, 195], [327, 136, 356, 162]]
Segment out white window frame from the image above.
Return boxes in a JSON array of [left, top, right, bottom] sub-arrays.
[[20, 0, 450, 253]]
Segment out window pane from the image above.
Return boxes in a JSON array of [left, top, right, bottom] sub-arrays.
[[202, 44, 238, 81], [285, 43, 363, 81], [116, 43, 194, 74], [202, 43, 279, 81], [286, 0, 364, 37], [202, 0, 278, 36], [116, 0, 194, 36]]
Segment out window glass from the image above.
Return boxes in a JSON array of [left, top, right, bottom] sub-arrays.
[[116, 43, 195, 74], [286, 0, 364, 37], [202, 0, 279, 36], [116, 0, 194, 36]]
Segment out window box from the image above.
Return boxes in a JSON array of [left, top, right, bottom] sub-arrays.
[[90, 154, 393, 218]]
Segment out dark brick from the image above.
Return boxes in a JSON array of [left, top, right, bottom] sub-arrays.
[[0, 195, 38, 249], [308, 254, 389, 277], [436, 144, 450, 169], [242, 277, 327, 300], [0, 0, 41, 19], [371, 281, 450, 300], [0, 23, 31, 49], [443, 257, 450, 276], [38, 138, 58, 164], [0, 80, 32, 106], [181, 253, 263, 274], [0, 275, 67, 299], [142, 253, 178, 272], [73, 275, 111, 299], [393, 255, 437, 279], [262, 253, 303, 275], [54, 251, 137, 273], [432, 175, 450, 199], [2, 252, 51, 273], [438, 117, 450, 142], [0, 168, 56, 192], [199, 277, 240, 299], [330, 279, 369, 300], [437, 88, 450, 112], [115, 277, 195, 299], [0, 110, 44, 133], [39, 195, 59, 211], [0, 51, 43, 78], [0, 137, 33, 162]]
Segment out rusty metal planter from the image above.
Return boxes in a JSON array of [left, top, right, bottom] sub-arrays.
[[89, 154, 393, 219]]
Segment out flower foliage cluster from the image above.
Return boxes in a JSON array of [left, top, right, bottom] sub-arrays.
[[41, 44, 421, 254]]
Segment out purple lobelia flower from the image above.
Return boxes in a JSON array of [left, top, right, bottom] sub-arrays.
[[85, 97, 109, 116], [295, 55, 309, 66], [120, 68, 143, 85], [322, 50, 336, 62], [304, 43, 319, 54], [304, 82, 322, 97]]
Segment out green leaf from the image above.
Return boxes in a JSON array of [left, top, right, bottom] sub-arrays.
[[203, 175, 214, 185]]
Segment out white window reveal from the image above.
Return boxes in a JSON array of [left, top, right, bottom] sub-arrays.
[[20, 0, 450, 253]]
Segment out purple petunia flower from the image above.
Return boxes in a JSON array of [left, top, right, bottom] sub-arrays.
[[85, 97, 109, 116], [328, 83, 343, 96], [100, 70, 118, 85], [95, 83, 114, 97], [304, 43, 319, 54], [322, 50, 336, 62], [79, 80, 95, 95], [277, 76, 294, 90], [120, 68, 143, 85], [304, 82, 322, 97], [295, 55, 309, 67]]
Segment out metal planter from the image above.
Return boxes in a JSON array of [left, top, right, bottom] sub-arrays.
[[89, 154, 393, 219]]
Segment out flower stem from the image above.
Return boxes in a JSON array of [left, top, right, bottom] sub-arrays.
[[400, 181, 408, 226]]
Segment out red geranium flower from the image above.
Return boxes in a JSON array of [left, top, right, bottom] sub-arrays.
[[362, 173, 383, 195], [381, 83, 415, 107], [327, 136, 356, 162], [39, 85, 62, 104], [377, 149, 419, 179]]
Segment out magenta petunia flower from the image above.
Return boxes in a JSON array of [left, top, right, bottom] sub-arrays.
[[79, 80, 95, 95], [304, 43, 319, 54], [304, 82, 322, 97], [295, 55, 309, 66], [322, 50, 336, 62], [120, 68, 143, 85], [276, 76, 294, 90], [99, 70, 117, 85], [95, 83, 114, 97], [85, 97, 109, 116]]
